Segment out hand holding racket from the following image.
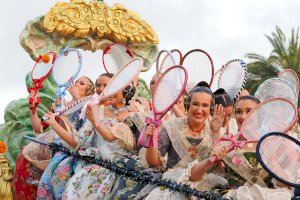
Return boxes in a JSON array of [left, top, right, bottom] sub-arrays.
[[138, 66, 188, 148], [28, 52, 57, 113], [52, 48, 82, 111], [102, 43, 134, 74], [210, 98, 297, 164], [256, 132, 300, 198]]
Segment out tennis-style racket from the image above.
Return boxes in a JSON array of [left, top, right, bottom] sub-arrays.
[[102, 43, 134, 74], [218, 59, 247, 100], [210, 98, 297, 163], [211, 68, 222, 92], [181, 49, 214, 92], [256, 132, 300, 189], [50, 57, 143, 118], [157, 49, 183, 74], [28, 52, 57, 112], [138, 66, 188, 148], [52, 48, 82, 111], [278, 69, 300, 97], [255, 77, 298, 106], [155, 49, 176, 74]]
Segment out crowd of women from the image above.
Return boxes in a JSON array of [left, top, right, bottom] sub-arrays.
[[10, 48, 299, 200]]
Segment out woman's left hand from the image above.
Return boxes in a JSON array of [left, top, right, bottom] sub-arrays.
[[210, 104, 225, 134]]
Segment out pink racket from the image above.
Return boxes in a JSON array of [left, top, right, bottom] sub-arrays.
[[156, 50, 176, 74], [138, 66, 188, 148], [218, 59, 247, 100], [254, 78, 298, 106], [102, 43, 134, 74], [211, 68, 222, 92], [158, 49, 183, 74], [42, 57, 142, 120], [210, 98, 297, 164], [181, 49, 214, 92], [28, 52, 57, 112], [278, 69, 300, 97]]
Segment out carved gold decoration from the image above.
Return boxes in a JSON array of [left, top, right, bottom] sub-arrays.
[[0, 154, 13, 200], [44, 0, 159, 45]]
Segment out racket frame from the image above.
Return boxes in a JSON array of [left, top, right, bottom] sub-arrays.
[[256, 132, 300, 188], [102, 43, 134, 73], [217, 59, 248, 100], [32, 51, 57, 84], [144, 66, 188, 147], [181, 49, 214, 86], [156, 49, 176, 74], [254, 77, 298, 105], [52, 48, 82, 89], [278, 69, 300, 95]]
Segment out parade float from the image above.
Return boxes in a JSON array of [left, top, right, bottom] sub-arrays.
[[0, 0, 158, 195]]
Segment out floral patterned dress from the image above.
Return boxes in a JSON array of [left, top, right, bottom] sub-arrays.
[[61, 117, 136, 200], [12, 111, 83, 200]]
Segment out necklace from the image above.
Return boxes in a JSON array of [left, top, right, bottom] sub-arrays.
[[109, 105, 128, 115], [187, 120, 205, 137]]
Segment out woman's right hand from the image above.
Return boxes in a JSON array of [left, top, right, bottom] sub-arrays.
[[145, 124, 154, 136], [43, 112, 57, 126], [67, 83, 80, 100], [51, 97, 62, 111], [211, 144, 228, 161]]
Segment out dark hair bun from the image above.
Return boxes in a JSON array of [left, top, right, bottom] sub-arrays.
[[213, 88, 226, 95], [196, 81, 210, 88]]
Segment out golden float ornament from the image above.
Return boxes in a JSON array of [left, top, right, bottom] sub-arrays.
[[0, 141, 13, 200], [43, 1, 159, 45]]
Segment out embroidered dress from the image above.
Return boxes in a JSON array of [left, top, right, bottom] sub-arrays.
[[145, 117, 228, 200], [62, 117, 137, 200], [36, 114, 88, 200], [219, 119, 293, 200]]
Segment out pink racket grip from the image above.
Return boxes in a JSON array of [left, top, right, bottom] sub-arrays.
[[152, 127, 159, 148], [137, 127, 147, 146], [145, 136, 152, 148], [209, 156, 218, 163]]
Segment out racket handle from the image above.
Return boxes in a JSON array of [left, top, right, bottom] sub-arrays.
[[209, 156, 218, 163], [41, 116, 48, 122]]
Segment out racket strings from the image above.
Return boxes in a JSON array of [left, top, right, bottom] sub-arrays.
[[218, 60, 247, 99], [105, 46, 132, 68], [242, 100, 296, 140], [259, 136, 300, 184], [153, 67, 186, 112], [53, 49, 81, 85], [182, 50, 213, 88], [103, 58, 141, 95], [255, 79, 297, 105]]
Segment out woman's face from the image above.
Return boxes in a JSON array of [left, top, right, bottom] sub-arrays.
[[223, 106, 233, 127], [95, 75, 111, 95], [150, 74, 160, 94], [235, 99, 258, 130], [75, 76, 91, 98], [109, 90, 124, 106], [188, 92, 211, 125]]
